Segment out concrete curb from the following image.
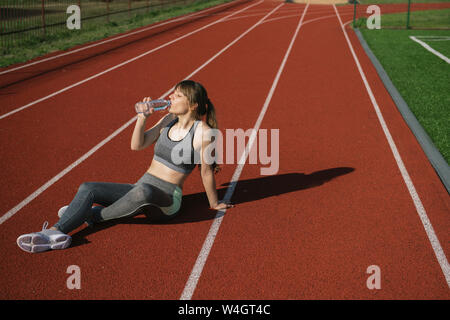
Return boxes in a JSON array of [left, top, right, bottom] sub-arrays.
[[353, 28, 450, 194]]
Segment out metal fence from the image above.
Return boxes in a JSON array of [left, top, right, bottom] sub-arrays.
[[1, 0, 196, 48]]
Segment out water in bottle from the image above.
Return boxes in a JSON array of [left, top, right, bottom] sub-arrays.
[[135, 99, 171, 114]]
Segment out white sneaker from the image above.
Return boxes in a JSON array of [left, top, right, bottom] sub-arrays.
[[17, 222, 71, 253]]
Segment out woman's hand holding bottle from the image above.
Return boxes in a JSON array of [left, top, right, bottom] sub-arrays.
[[135, 97, 171, 118], [135, 97, 154, 118]]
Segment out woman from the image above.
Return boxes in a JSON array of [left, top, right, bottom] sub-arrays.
[[17, 80, 234, 253]]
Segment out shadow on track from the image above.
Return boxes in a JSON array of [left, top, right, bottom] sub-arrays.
[[70, 166, 355, 247]]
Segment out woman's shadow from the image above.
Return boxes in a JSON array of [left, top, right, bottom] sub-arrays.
[[70, 167, 355, 247]]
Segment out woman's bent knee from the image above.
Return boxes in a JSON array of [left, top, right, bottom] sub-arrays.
[[78, 182, 94, 192]]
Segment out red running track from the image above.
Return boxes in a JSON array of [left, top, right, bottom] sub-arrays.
[[0, 0, 448, 299]]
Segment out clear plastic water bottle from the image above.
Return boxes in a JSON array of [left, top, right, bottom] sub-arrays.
[[135, 99, 171, 114]]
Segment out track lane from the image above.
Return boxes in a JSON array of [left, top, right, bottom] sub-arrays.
[[0, 0, 301, 299], [0, 1, 261, 116], [0, 0, 257, 91], [0, 1, 246, 78], [335, 4, 450, 289], [0, 1, 448, 300], [191, 4, 450, 299], [181, 2, 310, 300], [0, 0, 272, 220]]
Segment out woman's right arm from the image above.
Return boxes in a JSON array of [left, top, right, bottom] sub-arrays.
[[131, 111, 174, 151]]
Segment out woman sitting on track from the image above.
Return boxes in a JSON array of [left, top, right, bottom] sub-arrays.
[[17, 80, 234, 253]]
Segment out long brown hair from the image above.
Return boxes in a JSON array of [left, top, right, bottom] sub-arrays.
[[174, 80, 221, 173]]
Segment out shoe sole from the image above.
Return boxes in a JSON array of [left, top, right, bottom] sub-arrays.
[[17, 233, 71, 253]]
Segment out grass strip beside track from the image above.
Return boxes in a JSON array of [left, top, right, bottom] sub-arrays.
[[359, 27, 449, 164], [0, 0, 234, 68]]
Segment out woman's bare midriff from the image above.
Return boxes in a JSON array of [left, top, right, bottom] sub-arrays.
[[147, 159, 189, 189]]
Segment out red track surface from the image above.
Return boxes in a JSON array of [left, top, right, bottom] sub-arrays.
[[0, 0, 449, 300]]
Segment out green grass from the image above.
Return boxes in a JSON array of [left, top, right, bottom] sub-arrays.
[[420, 36, 450, 57], [0, 0, 233, 67], [359, 27, 450, 163]]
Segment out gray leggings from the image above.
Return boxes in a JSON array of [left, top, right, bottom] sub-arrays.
[[53, 173, 182, 234]]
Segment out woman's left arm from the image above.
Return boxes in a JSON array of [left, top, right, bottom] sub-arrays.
[[201, 164, 219, 209], [198, 123, 234, 211]]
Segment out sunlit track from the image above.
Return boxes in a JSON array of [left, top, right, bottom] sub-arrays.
[[2, 1, 312, 296], [188, 2, 450, 299], [0, 5, 351, 78], [0, 0, 264, 120], [0, 0, 239, 76], [334, 4, 450, 288], [181, 2, 310, 301], [1, 1, 449, 301], [0, 1, 286, 231], [216, 7, 353, 24], [0, 2, 309, 77], [0, 0, 281, 225], [263, 10, 353, 24]]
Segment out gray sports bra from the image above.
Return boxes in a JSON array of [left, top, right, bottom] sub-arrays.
[[153, 118, 200, 174]]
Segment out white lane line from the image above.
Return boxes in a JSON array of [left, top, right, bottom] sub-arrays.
[[0, 2, 281, 227], [180, 3, 310, 301], [263, 11, 353, 25], [0, 0, 264, 121], [183, 4, 284, 81], [409, 36, 450, 64], [0, 0, 238, 76], [333, 5, 450, 288], [411, 36, 450, 42], [0, 117, 136, 226]]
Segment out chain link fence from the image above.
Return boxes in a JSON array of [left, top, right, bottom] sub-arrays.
[[1, 0, 196, 48]]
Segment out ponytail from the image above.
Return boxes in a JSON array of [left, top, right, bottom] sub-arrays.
[[205, 98, 218, 129], [205, 98, 220, 174]]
